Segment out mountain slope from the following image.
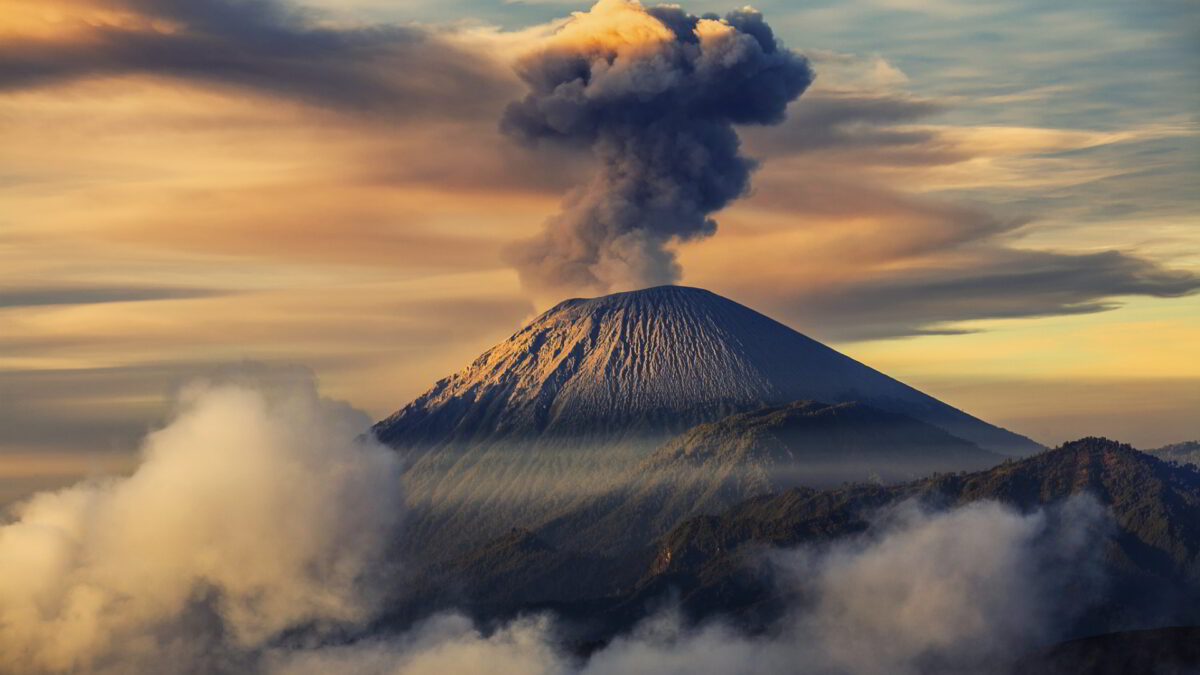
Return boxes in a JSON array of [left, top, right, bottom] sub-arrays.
[[375, 285, 1038, 454], [535, 400, 1001, 555]]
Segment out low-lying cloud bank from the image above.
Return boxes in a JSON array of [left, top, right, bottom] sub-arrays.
[[0, 372, 1110, 674], [0, 373, 407, 673]]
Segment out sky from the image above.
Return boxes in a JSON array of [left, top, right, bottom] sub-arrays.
[[1, 0, 1198, 503]]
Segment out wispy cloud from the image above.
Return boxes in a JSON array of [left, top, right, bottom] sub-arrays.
[[0, 0, 514, 116], [0, 285, 223, 308]]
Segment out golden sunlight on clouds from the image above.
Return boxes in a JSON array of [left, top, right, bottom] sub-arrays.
[[0, 0, 179, 39], [892, 125, 1195, 192], [848, 296, 1200, 381], [0, 78, 554, 270], [547, 0, 674, 54], [0, 269, 530, 393], [839, 295, 1200, 446]]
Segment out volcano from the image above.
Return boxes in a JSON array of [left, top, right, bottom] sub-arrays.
[[373, 286, 1037, 557], [375, 285, 1035, 453]]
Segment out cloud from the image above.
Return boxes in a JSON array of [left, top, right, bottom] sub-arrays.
[[747, 92, 952, 156], [769, 497, 1109, 674], [2, 0, 1191, 348], [0, 285, 223, 308], [0, 284, 535, 459], [777, 248, 1200, 340], [679, 85, 1200, 340], [0, 0, 513, 116], [266, 614, 563, 675], [500, 0, 812, 295], [0, 369, 407, 673]]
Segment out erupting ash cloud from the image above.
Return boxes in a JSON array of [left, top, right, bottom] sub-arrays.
[[502, 0, 812, 295]]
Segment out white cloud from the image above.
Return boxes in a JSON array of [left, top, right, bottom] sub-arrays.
[[0, 371, 407, 673]]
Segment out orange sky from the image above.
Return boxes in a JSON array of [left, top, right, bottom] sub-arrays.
[[1, 0, 1197, 501]]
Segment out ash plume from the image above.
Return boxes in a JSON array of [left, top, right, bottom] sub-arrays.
[[501, 0, 812, 295]]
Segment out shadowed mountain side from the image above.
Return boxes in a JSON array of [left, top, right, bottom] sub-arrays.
[[534, 401, 1001, 555], [403, 439, 1200, 646]]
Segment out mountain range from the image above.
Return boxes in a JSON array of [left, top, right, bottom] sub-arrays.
[[394, 438, 1200, 660]]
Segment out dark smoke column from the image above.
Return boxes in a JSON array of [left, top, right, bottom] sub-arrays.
[[502, 0, 812, 296]]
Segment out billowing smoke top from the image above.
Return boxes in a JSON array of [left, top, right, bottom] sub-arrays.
[[502, 0, 812, 295]]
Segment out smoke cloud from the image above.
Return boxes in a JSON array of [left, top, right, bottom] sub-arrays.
[[769, 497, 1109, 675], [502, 0, 812, 295], [0, 372, 406, 674]]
